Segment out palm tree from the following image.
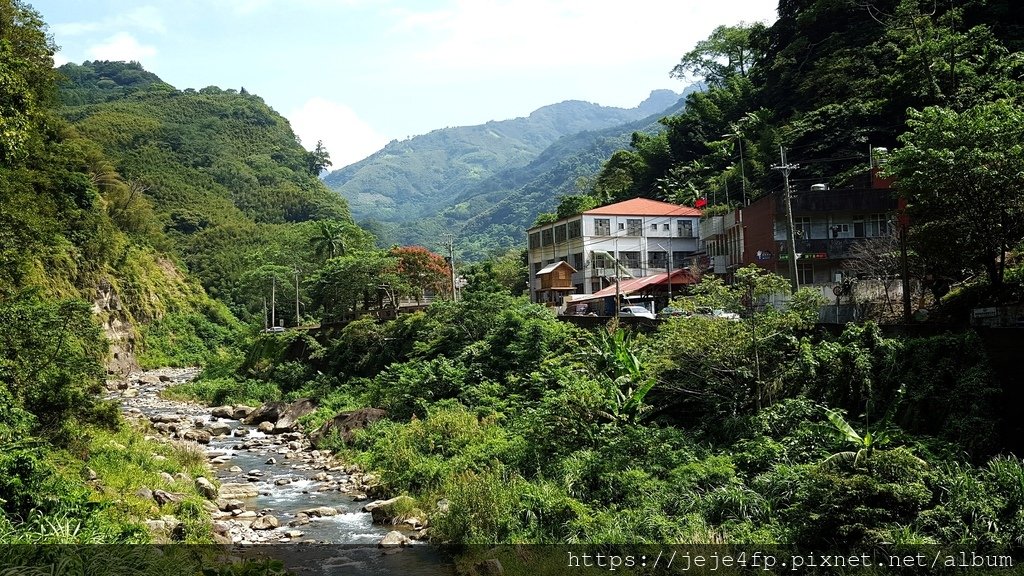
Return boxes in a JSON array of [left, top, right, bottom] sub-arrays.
[[312, 220, 346, 261]]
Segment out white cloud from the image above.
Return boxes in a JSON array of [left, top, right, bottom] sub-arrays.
[[220, 0, 371, 15], [86, 32, 158, 63], [390, 0, 777, 72], [52, 6, 165, 37], [52, 51, 69, 67], [288, 97, 390, 169]]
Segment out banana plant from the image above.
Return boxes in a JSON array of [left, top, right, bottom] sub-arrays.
[[587, 328, 656, 424], [819, 408, 892, 469]]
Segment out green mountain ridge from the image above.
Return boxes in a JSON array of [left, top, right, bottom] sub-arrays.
[[324, 89, 681, 224], [56, 61, 363, 321], [355, 87, 697, 257]]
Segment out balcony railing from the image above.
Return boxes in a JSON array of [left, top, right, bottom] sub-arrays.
[[778, 238, 864, 260]]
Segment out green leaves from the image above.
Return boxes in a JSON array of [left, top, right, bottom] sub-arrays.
[[885, 100, 1024, 290]]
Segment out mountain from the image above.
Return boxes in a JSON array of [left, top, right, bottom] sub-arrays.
[[344, 87, 697, 258], [56, 61, 364, 322], [324, 89, 681, 223]]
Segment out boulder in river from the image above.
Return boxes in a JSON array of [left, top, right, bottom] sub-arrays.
[[377, 530, 410, 548], [309, 408, 387, 446], [218, 483, 259, 499], [211, 405, 234, 419], [182, 429, 211, 444], [251, 515, 280, 530], [257, 421, 275, 433], [208, 422, 232, 436], [364, 495, 414, 525], [301, 506, 339, 518], [273, 398, 317, 432], [244, 401, 287, 425], [233, 405, 256, 419]]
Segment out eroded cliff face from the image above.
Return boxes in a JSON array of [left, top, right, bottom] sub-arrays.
[[94, 278, 139, 376]]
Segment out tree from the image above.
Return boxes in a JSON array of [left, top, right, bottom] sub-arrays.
[[670, 23, 764, 87], [308, 251, 401, 320], [0, 0, 58, 164], [652, 266, 824, 418], [311, 220, 347, 261], [389, 245, 450, 301], [306, 140, 332, 176], [884, 101, 1024, 293], [554, 194, 598, 219]]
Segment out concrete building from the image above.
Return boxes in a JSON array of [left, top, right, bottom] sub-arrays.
[[526, 198, 703, 305], [701, 183, 899, 301]]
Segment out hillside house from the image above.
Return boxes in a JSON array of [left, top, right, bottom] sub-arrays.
[[526, 198, 703, 305], [701, 180, 900, 303]]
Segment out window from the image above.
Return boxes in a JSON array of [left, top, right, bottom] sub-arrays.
[[568, 219, 582, 238], [594, 218, 611, 236], [866, 213, 888, 237], [648, 251, 668, 269], [533, 262, 542, 275], [619, 251, 641, 269], [795, 217, 812, 239], [650, 223, 658, 231], [529, 232, 541, 249], [626, 219, 643, 236], [541, 228, 553, 246], [797, 262, 814, 286], [618, 222, 625, 230], [663, 223, 670, 231], [571, 252, 584, 270], [677, 219, 694, 238], [554, 224, 567, 243], [672, 251, 688, 269]]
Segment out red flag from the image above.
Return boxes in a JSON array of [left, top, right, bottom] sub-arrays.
[[695, 196, 708, 208]]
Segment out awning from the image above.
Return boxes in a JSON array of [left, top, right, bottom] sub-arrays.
[[567, 269, 698, 302]]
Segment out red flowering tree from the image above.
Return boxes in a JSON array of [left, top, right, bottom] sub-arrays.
[[389, 245, 450, 301]]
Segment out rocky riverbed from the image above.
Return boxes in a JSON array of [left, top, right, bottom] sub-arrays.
[[108, 368, 453, 575]]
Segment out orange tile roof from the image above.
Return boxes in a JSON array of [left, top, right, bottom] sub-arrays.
[[584, 197, 702, 217]]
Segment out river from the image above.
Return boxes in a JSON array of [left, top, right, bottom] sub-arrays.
[[111, 367, 455, 576]]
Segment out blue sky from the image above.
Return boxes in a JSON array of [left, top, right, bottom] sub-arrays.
[[32, 0, 778, 168]]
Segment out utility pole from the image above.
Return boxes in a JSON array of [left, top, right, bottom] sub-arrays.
[[270, 275, 277, 328], [442, 233, 457, 302], [294, 269, 300, 327], [263, 297, 268, 331], [772, 146, 801, 292]]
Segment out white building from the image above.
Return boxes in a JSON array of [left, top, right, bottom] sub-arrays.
[[526, 198, 703, 304]]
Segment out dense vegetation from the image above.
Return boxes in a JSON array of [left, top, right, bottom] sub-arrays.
[[4, 0, 1024, 573], [176, 267, 1021, 558], [57, 60, 360, 321], [575, 0, 1024, 311]]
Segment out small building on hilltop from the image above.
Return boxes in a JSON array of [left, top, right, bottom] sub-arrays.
[[534, 261, 577, 307]]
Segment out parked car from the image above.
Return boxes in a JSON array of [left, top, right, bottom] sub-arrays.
[[657, 306, 688, 318], [619, 305, 656, 319], [693, 307, 741, 321], [263, 326, 286, 333]]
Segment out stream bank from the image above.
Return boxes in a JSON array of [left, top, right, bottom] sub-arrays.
[[108, 367, 455, 575]]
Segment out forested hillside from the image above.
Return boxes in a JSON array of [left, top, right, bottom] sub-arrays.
[[58, 61, 369, 320], [324, 90, 680, 230], [558, 0, 1024, 311], [0, 0, 235, 547]]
